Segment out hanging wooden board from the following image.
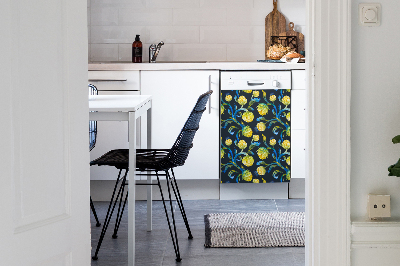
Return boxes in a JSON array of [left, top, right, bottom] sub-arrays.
[[265, 0, 287, 59], [279, 22, 304, 52]]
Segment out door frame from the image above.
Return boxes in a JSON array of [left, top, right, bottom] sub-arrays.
[[306, 0, 351, 265]]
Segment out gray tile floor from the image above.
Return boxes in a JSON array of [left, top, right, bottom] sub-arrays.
[[91, 199, 305, 266]]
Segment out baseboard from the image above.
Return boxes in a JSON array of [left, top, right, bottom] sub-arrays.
[[289, 178, 305, 198], [90, 179, 220, 201], [91, 179, 306, 201], [220, 183, 288, 200], [351, 220, 400, 266]]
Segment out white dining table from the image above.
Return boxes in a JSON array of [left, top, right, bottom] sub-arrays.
[[89, 94, 152, 266]]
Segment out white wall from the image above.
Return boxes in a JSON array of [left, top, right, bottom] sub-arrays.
[[87, 0, 305, 62], [351, 1, 400, 264], [351, 0, 400, 220]]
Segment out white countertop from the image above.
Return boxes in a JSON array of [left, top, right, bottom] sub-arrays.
[[89, 62, 306, 71]]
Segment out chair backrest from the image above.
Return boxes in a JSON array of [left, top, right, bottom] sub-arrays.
[[163, 90, 213, 169], [89, 84, 98, 151]]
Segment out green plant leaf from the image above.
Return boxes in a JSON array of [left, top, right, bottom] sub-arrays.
[[392, 135, 400, 144]]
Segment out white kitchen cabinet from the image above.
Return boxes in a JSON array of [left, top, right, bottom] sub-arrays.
[[88, 71, 142, 180], [141, 70, 220, 180], [291, 70, 306, 179]]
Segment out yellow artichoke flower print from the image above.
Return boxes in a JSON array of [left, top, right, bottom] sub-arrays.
[[257, 166, 266, 176], [242, 170, 253, 182], [225, 138, 232, 146], [257, 147, 268, 160], [270, 94, 276, 102], [282, 140, 290, 150], [257, 103, 268, 116], [286, 112, 290, 121], [253, 179, 259, 183], [243, 90, 252, 93], [269, 138, 276, 146], [253, 91, 259, 97], [282, 96, 290, 106], [237, 140, 247, 150], [237, 96, 247, 105], [221, 105, 224, 114], [221, 149, 224, 158], [257, 122, 266, 131], [242, 126, 253, 138], [242, 111, 254, 123], [242, 155, 254, 167], [225, 94, 232, 102], [286, 156, 290, 165], [253, 135, 259, 141]]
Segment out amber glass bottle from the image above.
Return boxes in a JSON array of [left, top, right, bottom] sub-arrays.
[[132, 35, 142, 63]]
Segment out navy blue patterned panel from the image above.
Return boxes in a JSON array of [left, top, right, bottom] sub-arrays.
[[220, 89, 291, 183]]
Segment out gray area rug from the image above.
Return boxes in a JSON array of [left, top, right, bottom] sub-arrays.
[[204, 212, 305, 248]]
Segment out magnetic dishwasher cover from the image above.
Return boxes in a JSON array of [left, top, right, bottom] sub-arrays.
[[220, 71, 291, 184]]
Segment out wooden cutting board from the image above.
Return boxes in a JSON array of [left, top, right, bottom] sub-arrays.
[[279, 22, 304, 52], [265, 0, 286, 59]]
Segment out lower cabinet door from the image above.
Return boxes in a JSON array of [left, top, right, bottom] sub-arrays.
[[220, 89, 291, 183], [141, 70, 219, 180]]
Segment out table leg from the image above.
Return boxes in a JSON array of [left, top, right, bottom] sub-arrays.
[[147, 104, 152, 232], [128, 112, 136, 266]]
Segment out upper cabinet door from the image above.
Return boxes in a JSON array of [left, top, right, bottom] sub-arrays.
[[0, 0, 90, 265], [141, 70, 220, 180]]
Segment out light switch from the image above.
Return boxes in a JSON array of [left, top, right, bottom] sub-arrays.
[[359, 3, 381, 26]]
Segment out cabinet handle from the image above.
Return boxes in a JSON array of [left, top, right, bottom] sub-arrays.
[[247, 81, 264, 86], [88, 79, 127, 82], [208, 75, 212, 114]]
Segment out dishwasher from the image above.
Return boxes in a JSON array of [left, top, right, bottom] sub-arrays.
[[220, 71, 291, 184]]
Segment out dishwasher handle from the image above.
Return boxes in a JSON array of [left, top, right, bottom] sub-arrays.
[[247, 81, 264, 86]]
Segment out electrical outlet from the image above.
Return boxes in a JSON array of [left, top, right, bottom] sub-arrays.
[[368, 194, 391, 219]]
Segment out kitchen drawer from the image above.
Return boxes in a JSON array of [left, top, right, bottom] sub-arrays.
[[88, 71, 140, 91], [292, 70, 306, 90], [220, 71, 291, 90]]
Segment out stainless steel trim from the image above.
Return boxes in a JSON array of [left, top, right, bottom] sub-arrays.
[[247, 81, 265, 86], [88, 79, 127, 82]]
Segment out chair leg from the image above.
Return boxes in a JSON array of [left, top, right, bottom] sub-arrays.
[[92, 169, 128, 261], [156, 171, 182, 262], [168, 169, 193, 239], [90, 196, 101, 227], [112, 178, 128, 239]]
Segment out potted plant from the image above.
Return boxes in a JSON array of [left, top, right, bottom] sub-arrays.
[[388, 135, 400, 176]]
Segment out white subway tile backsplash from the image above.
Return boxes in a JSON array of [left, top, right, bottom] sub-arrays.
[[200, 26, 252, 44], [147, 26, 199, 44], [91, 0, 146, 8], [87, 0, 305, 62], [200, 0, 252, 8], [146, 0, 199, 9], [91, 7, 118, 26], [227, 43, 264, 61], [91, 44, 119, 62], [227, 8, 267, 26], [118, 44, 132, 61], [173, 8, 226, 26], [173, 44, 226, 61], [91, 26, 146, 43], [199, 0, 228, 8], [119, 8, 173, 26]]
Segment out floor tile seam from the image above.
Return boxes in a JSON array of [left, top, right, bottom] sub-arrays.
[[273, 199, 279, 211]]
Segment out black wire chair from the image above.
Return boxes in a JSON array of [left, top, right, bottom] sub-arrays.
[[89, 84, 101, 228], [90, 90, 213, 262]]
